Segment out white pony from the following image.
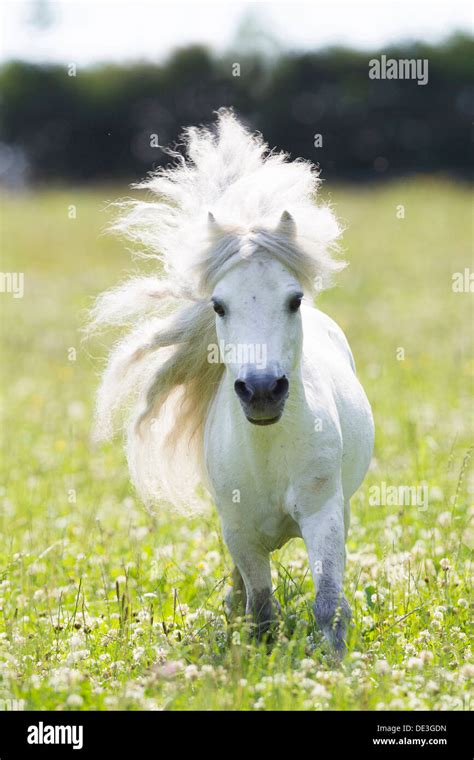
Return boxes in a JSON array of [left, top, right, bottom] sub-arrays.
[[89, 110, 374, 654]]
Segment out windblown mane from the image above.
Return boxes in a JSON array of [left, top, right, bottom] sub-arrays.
[[87, 109, 343, 512]]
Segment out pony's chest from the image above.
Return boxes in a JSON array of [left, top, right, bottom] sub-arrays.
[[205, 410, 324, 543]]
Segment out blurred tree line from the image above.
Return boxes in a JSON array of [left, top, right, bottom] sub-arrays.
[[0, 33, 472, 185]]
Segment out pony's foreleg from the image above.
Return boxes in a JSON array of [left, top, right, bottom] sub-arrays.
[[223, 530, 278, 640], [225, 566, 247, 617], [299, 488, 351, 656]]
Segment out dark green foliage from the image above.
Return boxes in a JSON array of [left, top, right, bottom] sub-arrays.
[[0, 35, 472, 183]]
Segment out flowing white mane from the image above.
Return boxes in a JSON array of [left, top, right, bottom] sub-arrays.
[[87, 109, 344, 512]]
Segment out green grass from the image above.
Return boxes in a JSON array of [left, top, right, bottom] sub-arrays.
[[0, 178, 472, 710]]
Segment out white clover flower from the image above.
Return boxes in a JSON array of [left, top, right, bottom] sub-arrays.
[[318, 670, 339, 685], [124, 683, 145, 700], [69, 634, 85, 650], [391, 669, 406, 682], [67, 401, 86, 420], [65, 649, 89, 665], [184, 664, 199, 681], [430, 487, 444, 503], [389, 699, 406, 709], [439, 558, 451, 571], [143, 698, 161, 711], [420, 650, 434, 664], [375, 659, 390, 675], [155, 661, 179, 679], [310, 683, 330, 700], [417, 629, 432, 641], [153, 647, 167, 663], [48, 668, 83, 690], [66, 694, 83, 707], [437, 510, 451, 526], [406, 657, 423, 670]]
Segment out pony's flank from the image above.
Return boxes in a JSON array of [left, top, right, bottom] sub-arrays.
[[89, 109, 344, 510]]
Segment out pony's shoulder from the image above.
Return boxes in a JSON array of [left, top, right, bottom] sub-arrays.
[[302, 304, 356, 373]]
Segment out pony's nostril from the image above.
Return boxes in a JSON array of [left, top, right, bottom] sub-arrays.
[[270, 375, 289, 401], [235, 373, 288, 405], [234, 379, 253, 402]]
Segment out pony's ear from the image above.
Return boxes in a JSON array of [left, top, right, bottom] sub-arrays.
[[276, 210, 296, 238], [208, 211, 223, 233]]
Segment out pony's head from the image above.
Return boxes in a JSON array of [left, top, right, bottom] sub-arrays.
[[88, 109, 344, 509], [208, 211, 305, 425]]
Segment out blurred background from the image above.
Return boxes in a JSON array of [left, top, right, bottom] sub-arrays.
[[1, 0, 473, 187]]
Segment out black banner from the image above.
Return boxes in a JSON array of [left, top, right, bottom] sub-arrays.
[[0, 710, 471, 757]]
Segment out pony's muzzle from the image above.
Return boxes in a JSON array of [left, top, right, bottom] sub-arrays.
[[234, 369, 289, 425]]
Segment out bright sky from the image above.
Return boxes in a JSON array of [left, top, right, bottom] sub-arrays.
[[2, 0, 473, 65]]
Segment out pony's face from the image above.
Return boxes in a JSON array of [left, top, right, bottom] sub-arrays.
[[211, 253, 304, 425]]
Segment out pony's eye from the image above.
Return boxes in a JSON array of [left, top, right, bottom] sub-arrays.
[[288, 294, 303, 313], [212, 300, 226, 317]]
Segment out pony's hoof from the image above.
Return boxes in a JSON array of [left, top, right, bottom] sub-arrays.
[[313, 593, 351, 658], [225, 587, 246, 619], [252, 597, 282, 644]]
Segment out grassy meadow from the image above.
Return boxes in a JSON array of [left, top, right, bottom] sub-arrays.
[[0, 178, 472, 710]]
